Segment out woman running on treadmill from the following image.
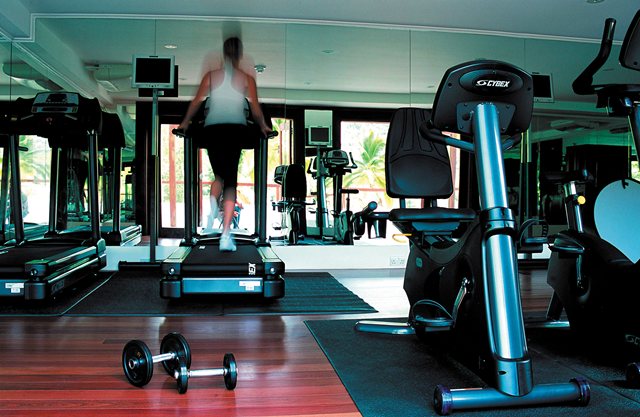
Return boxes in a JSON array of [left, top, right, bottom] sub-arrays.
[[179, 37, 271, 252]]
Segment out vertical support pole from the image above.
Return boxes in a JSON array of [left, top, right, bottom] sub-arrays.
[[87, 130, 101, 243], [149, 89, 159, 262], [629, 104, 640, 161], [316, 147, 328, 237], [473, 103, 532, 397], [518, 129, 530, 220], [47, 147, 60, 234], [183, 134, 193, 244], [0, 140, 10, 235], [8, 134, 24, 243], [112, 146, 123, 233], [257, 136, 268, 244]]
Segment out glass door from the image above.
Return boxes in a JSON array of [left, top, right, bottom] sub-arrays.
[[159, 117, 293, 239], [159, 123, 185, 238]]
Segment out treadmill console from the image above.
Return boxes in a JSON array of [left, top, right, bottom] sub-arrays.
[[31, 92, 80, 114]]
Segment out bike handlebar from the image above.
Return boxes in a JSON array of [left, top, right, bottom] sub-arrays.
[[418, 121, 522, 153], [359, 201, 377, 217]]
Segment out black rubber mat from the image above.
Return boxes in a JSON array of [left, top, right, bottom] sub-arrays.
[[65, 271, 224, 316], [0, 272, 112, 316], [305, 318, 640, 417], [65, 271, 376, 316], [223, 271, 376, 315]]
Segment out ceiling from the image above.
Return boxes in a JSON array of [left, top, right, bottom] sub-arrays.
[[0, 0, 638, 122]]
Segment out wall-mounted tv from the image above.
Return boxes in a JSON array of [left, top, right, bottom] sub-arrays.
[[532, 73, 554, 103], [131, 55, 175, 89], [306, 126, 332, 147], [139, 65, 179, 97]]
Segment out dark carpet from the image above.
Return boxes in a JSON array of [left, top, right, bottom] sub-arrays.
[[0, 273, 112, 316], [65, 271, 376, 316], [305, 318, 640, 417]]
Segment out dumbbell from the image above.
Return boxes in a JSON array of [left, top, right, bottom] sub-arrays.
[[122, 332, 192, 387], [172, 352, 238, 394]]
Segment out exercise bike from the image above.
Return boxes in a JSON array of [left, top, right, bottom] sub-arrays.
[[356, 61, 589, 414], [544, 10, 640, 383]]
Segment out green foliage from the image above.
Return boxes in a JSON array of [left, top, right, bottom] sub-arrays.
[[344, 131, 385, 190]]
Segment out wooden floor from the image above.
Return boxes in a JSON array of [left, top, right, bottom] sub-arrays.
[[0, 268, 553, 417]]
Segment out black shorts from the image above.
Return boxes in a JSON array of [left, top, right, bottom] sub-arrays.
[[201, 124, 250, 188]]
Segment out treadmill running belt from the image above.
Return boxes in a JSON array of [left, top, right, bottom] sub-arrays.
[[0, 244, 83, 267], [183, 243, 263, 265]]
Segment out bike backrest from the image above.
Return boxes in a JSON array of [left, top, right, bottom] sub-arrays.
[[385, 107, 453, 199], [282, 163, 307, 199], [100, 112, 126, 149], [620, 9, 640, 71], [274, 165, 286, 185], [430, 60, 533, 137]]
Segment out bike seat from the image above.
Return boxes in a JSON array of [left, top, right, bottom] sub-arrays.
[[339, 188, 359, 195], [390, 207, 476, 223]]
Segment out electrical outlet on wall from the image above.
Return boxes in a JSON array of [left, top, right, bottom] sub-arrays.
[[389, 256, 406, 267]]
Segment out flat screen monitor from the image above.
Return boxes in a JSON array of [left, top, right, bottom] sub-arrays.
[[306, 126, 332, 147], [132, 55, 175, 89], [532, 73, 554, 103], [139, 65, 179, 97]]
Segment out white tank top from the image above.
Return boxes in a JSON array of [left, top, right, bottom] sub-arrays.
[[204, 63, 247, 126]]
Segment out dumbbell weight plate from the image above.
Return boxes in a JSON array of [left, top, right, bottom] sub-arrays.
[[176, 357, 189, 394], [223, 353, 238, 390], [122, 340, 154, 387], [160, 332, 192, 376]]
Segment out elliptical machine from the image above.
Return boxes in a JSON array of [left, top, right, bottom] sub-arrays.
[[356, 61, 589, 414], [272, 163, 310, 245], [307, 149, 359, 243], [545, 10, 640, 379]]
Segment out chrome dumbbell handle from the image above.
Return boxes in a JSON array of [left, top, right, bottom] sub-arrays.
[[174, 368, 227, 378], [152, 352, 177, 364], [126, 348, 177, 370], [174, 353, 238, 393]]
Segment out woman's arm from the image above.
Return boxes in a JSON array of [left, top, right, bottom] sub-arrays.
[[179, 72, 211, 129], [246, 75, 272, 136]]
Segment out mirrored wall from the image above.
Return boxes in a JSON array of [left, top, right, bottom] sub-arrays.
[[0, 17, 637, 235]]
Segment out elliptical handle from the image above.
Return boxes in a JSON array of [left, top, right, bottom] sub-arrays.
[[572, 17, 616, 95], [347, 151, 358, 169]]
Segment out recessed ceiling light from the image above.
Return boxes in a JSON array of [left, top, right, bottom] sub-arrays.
[[254, 64, 267, 74], [164, 44, 178, 49], [586, 0, 604, 3], [322, 49, 335, 55]]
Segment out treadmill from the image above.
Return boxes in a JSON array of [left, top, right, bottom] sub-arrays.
[[0, 92, 106, 300], [0, 134, 49, 244], [50, 111, 142, 246], [160, 118, 285, 299], [98, 112, 142, 245]]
